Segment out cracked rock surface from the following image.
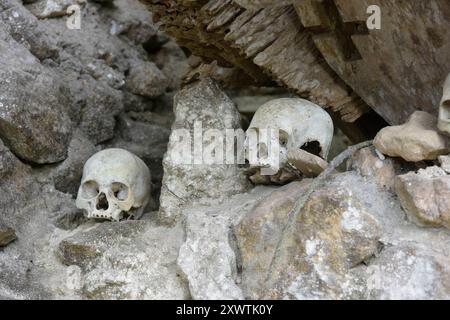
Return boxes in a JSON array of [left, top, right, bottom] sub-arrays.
[[2, 0, 450, 301]]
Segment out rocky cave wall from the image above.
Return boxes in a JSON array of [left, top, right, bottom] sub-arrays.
[[1, 0, 450, 300]]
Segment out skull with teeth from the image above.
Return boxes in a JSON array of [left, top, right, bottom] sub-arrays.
[[76, 148, 151, 221], [245, 98, 333, 184]]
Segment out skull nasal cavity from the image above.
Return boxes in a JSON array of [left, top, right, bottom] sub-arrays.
[[96, 193, 109, 210]]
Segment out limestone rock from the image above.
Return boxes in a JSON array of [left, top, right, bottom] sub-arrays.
[[159, 78, 249, 224], [0, 139, 34, 211], [68, 76, 123, 145], [0, 28, 72, 163], [177, 186, 274, 300], [0, 0, 59, 60], [360, 244, 450, 300], [52, 130, 97, 196], [287, 149, 328, 177], [0, 185, 78, 299], [235, 179, 381, 299], [52, 207, 87, 231], [27, 0, 80, 19], [57, 221, 190, 299], [235, 171, 450, 299], [178, 211, 243, 300], [126, 61, 169, 98], [374, 111, 448, 162], [103, 0, 156, 45], [0, 0, 191, 300], [395, 166, 450, 229], [438, 155, 450, 174], [152, 41, 189, 91], [0, 68, 73, 164], [349, 146, 399, 190], [0, 227, 16, 247]]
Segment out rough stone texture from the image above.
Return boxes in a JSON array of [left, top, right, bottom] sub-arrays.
[[26, 0, 79, 19], [359, 243, 450, 300], [51, 130, 97, 196], [159, 78, 249, 224], [177, 187, 274, 300], [145, 0, 369, 123], [295, 0, 450, 125], [126, 61, 169, 98], [51, 207, 87, 231], [438, 155, 450, 174], [146, 0, 450, 127], [0, 226, 16, 247], [234, 171, 450, 299], [236, 178, 381, 299], [395, 166, 450, 229], [374, 111, 448, 162], [0, 183, 78, 299], [349, 146, 400, 190], [69, 77, 124, 145], [0, 139, 34, 211], [0, 26, 72, 164], [178, 211, 243, 300], [0, 0, 186, 300], [0, 0, 59, 60], [56, 221, 190, 299], [287, 149, 328, 177], [3, 0, 450, 301]]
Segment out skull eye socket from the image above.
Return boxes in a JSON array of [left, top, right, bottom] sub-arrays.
[[81, 180, 99, 199], [111, 182, 129, 201], [279, 130, 289, 147], [301, 140, 322, 157]]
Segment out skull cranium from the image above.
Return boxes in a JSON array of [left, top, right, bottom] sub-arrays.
[[245, 98, 333, 182], [76, 148, 151, 221]]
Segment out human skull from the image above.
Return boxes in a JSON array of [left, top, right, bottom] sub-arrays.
[[245, 98, 333, 178], [76, 148, 151, 221], [438, 73, 450, 136]]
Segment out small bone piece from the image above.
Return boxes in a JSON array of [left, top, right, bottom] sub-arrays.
[[288, 149, 328, 177], [76, 148, 151, 222], [438, 73, 450, 135]]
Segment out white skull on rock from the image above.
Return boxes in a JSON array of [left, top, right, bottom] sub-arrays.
[[76, 148, 151, 221], [245, 98, 333, 183]]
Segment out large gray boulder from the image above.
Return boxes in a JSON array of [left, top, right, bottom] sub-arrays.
[[56, 221, 190, 299], [159, 78, 249, 224], [233, 172, 450, 299], [0, 26, 72, 164], [177, 187, 275, 300]]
